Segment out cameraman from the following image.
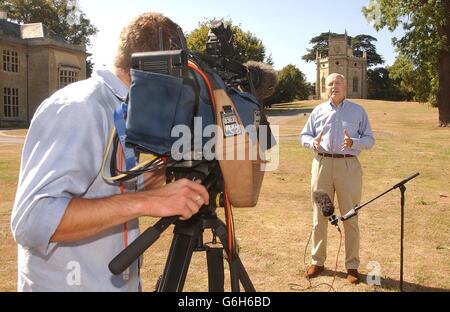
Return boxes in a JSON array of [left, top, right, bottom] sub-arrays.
[[11, 12, 208, 292]]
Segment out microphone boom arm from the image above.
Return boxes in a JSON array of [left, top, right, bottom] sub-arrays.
[[340, 172, 420, 222]]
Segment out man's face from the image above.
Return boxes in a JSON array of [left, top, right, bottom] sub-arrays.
[[326, 74, 346, 104]]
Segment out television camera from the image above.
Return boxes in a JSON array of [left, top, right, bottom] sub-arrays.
[[105, 20, 277, 292]]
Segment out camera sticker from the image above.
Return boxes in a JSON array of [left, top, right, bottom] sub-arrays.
[[253, 110, 261, 127], [221, 105, 242, 137]]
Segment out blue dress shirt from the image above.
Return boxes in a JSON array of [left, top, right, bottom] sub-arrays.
[[300, 99, 375, 155]]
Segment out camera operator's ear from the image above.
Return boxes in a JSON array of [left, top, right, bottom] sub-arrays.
[[115, 68, 132, 87], [174, 26, 188, 50], [158, 27, 165, 50]]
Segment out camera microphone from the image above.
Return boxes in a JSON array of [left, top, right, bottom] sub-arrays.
[[312, 189, 341, 232], [244, 61, 278, 100]]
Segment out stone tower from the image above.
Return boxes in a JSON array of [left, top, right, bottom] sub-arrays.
[[316, 32, 368, 100]]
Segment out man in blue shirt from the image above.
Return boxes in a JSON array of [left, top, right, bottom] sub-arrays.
[[300, 73, 375, 284], [11, 12, 209, 291]]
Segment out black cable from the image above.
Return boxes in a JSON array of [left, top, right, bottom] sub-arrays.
[[116, 157, 165, 176], [189, 68, 201, 117], [108, 132, 167, 183], [110, 131, 119, 178]]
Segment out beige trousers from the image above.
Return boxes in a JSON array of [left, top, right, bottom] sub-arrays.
[[310, 155, 363, 270]]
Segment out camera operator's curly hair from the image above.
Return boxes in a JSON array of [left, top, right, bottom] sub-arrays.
[[114, 12, 187, 71]]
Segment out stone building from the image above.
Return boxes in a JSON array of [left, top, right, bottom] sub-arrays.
[[0, 12, 87, 127], [316, 32, 368, 100]]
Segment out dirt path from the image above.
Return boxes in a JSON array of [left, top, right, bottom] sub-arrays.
[[0, 131, 25, 144], [266, 109, 311, 126]]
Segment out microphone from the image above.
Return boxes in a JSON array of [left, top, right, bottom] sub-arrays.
[[313, 189, 334, 217], [313, 189, 341, 231], [244, 61, 278, 100]]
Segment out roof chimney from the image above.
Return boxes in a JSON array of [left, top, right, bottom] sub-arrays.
[[0, 11, 7, 20], [21, 23, 45, 39]]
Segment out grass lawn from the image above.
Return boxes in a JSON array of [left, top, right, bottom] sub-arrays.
[[0, 99, 449, 292]]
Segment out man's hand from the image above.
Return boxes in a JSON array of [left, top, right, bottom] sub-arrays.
[[341, 129, 353, 150], [314, 130, 324, 150], [141, 178, 209, 221]]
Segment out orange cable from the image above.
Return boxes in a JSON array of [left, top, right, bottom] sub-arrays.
[[118, 144, 128, 248], [224, 189, 234, 258], [187, 62, 215, 111], [188, 61, 234, 257]]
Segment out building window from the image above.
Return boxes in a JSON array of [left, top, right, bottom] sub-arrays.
[[2, 49, 19, 73], [353, 77, 359, 93], [321, 76, 326, 93], [59, 68, 78, 88], [3, 88, 19, 118]]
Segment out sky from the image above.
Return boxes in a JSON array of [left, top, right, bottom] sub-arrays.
[[78, 0, 405, 83]]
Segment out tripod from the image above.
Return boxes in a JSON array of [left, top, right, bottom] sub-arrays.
[[156, 206, 255, 292], [108, 161, 255, 292]]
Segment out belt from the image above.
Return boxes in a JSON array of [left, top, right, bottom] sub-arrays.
[[318, 153, 355, 158]]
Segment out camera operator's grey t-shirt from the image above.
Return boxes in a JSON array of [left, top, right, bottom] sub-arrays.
[[11, 69, 142, 292]]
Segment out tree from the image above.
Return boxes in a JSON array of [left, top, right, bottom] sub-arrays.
[[303, 32, 384, 67], [367, 66, 413, 100], [0, 0, 98, 76], [363, 0, 450, 127], [265, 64, 310, 105], [265, 53, 274, 66], [187, 19, 269, 63], [389, 53, 432, 102], [352, 34, 385, 66], [302, 32, 340, 62]]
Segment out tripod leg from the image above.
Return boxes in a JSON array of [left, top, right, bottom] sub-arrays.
[[229, 258, 241, 291], [157, 219, 202, 292], [214, 219, 256, 292], [230, 256, 255, 292], [206, 248, 225, 292]]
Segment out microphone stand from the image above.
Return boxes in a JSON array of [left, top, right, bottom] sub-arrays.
[[335, 173, 420, 292]]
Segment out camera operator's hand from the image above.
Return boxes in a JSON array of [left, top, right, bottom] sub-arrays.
[[50, 179, 209, 243], [141, 178, 209, 221]]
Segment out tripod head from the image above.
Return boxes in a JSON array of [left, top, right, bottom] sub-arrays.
[[166, 160, 224, 214]]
